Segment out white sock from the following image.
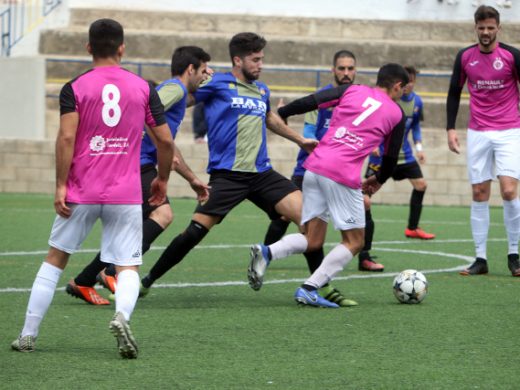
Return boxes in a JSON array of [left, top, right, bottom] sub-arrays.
[[268, 233, 308, 261], [21, 262, 62, 337], [471, 201, 489, 259], [503, 198, 520, 254], [305, 244, 353, 288], [115, 269, 140, 322]]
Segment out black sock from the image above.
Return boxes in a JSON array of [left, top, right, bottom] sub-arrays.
[[358, 250, 370, 261], [143, 220, 209, 287], [408, 189, 425, 230], [302, 283, 317, 292], [264, 218, 290, 245], [363, 209, 375, 252], [142, 218, 165, 254], [74, 253, 108, 286], [304, 247, 324, 274], [105, 263, 116, 277]]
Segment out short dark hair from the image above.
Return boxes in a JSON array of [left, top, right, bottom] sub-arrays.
[[229, 32, 266, 65], [474, 5, 500, 25], [88, 18, 124, 58], [376, 63, 409, 89], [404, 65, 419, 78], [170, 46, 211, 77], [333, 50, 356, 66]]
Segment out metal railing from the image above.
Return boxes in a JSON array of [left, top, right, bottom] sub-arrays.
[[45, 57, 455, 99], [0, 0, 61, 57]]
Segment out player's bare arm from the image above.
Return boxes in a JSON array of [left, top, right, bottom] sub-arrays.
[[172, 143, 210, 202], [265, 111, 318, 154], [54, 112, 79, 218], [148, 123, 174, 205]]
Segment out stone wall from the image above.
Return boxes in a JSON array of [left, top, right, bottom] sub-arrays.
[[0, 129, 503, 207]]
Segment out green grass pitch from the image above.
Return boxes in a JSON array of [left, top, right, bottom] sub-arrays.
[[1, 193, 519, 389]]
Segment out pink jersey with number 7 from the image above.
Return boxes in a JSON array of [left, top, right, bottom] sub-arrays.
[[304, 84, 404, 189]]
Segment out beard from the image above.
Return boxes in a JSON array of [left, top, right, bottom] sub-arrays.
[[335, 75, 352, 85], [242, 68, 260, 82], [478, 34, 496, 48]]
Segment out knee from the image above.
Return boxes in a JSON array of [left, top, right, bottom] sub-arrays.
[[151, 206, 173, 229], [363, 195, 371, 210], [472, 186, 489, 202], [501, 187, 517, 201], [414, 180, 427, 192]]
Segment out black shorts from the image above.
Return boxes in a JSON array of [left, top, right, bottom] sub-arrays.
[[364, 160, 423, 181], [291, 174, 304, 190], [141, 164, 170, 219], [195, 169, 299, 222]]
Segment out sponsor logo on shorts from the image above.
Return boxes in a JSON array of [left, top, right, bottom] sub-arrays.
[[346, 217, 356, 224], [132, 250, 141, 258]]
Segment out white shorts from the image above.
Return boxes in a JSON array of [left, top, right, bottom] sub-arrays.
[[49, 204, 143, 266], [467, 128, 520, 184], [301, 170, 365, 231]]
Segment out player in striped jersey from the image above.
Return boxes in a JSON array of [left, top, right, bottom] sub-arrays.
[[140, 32, 318, 294]]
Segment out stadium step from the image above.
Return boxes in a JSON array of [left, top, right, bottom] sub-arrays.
[[40, 27, 474, 70]]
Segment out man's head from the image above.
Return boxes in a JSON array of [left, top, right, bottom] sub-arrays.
[[474, 5, 500, 51], [376, 63, 409, 101], [171, 46, 211, 93], [88, 19, 124, 59], [332, 50, 357, 85], [229, 32, 267, 82], [403, 66, 418, 96]]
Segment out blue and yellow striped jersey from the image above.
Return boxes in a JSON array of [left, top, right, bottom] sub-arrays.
[[194, 72, 272, 173]]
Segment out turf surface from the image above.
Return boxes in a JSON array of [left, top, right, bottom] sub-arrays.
[[1, 193, 519, 389]]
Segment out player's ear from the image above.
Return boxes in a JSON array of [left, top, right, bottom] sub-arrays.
[[118, 43, 125, 57], [232, 55, 242, 68], [86, 42, 93, 55]]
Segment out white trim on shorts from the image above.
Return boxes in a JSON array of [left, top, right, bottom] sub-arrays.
[[301, 170, 365, 231], [466, 128, 520, 185], [48, 204, 143, 266]]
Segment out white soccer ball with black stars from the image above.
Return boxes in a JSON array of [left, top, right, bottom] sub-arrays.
[[393, 269, 428, 304]]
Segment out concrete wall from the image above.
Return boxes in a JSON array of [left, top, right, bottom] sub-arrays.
[[0, 127, 503, 207], [0, 57, 46, 139]]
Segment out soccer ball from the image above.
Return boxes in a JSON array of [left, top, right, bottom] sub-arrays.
[[393, 269, 428, 304]]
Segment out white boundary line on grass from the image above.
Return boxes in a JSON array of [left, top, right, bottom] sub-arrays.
[[0, 208, 507, 227], [0, 237, 507, 257], [0, 243, 478, 293]]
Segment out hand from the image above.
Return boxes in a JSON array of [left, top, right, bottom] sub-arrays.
[[447, 129, 460, 154], [54, 185, 71, 218], [371, 147, 381, 157], [300, 138, 319, 154], [149, 177, 168, 206], [416, 151, 425, 164], [189, 178, 211, 202], [362, 175, 382, 196]]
